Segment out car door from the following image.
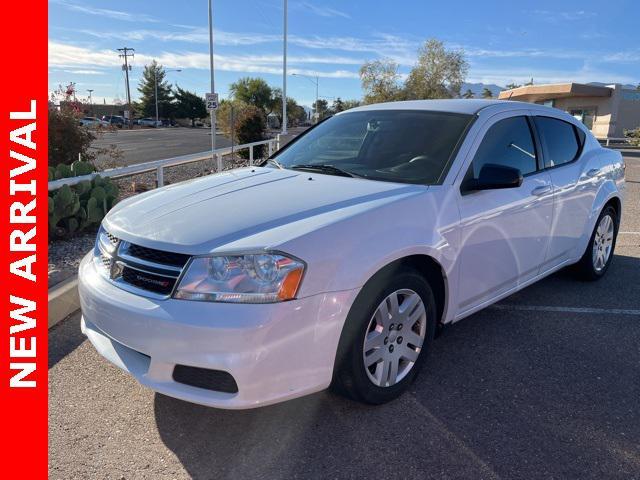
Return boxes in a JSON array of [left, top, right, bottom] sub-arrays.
[[531, 115, 598, 270], [455, 112, 554, 314]]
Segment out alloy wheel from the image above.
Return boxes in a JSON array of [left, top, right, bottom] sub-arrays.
[[592, 214, 614, 272]]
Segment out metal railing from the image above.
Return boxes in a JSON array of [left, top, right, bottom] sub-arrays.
[[48, 138, 277, 191], [596, 137, 632, 147]]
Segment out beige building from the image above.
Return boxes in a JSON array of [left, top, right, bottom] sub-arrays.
[[498, 83, 640, 138]]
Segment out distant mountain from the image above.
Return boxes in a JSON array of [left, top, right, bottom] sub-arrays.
[[587, 82, 637, 90], [460, 82, 504, 98]]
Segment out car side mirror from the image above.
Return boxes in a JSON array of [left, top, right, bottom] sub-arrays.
[[461, 163, 523, 193]]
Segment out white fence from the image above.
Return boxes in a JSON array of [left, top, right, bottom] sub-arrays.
[[48, 138, 278, 191], [596, 137, 632, 147]]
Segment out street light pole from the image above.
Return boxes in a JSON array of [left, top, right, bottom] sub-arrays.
[[208, 0, 219, 172], [282, 0, 288, 134], [292, 73, 319, 122], [87, 89, 93, 116]]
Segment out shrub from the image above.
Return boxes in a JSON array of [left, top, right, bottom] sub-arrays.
[[625, 127, 640, 147], [48, 176, 119, 239], [236, 107, 266, 159], [218, 101, 266, 159], [48, 83, 122, 169]]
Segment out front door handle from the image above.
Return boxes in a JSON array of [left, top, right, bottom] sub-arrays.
[[531, 185, 552, 196], [586, 168, 601, 178]]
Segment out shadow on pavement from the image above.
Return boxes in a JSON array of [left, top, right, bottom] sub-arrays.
[[154, 253, 640, 479], [49, 313, 86, 369]]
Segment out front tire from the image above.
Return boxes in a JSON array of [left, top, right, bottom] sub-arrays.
[[574, 205, 618, 281], [331, 266, 437, 405]]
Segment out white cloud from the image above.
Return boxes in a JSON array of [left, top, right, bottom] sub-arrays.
[[296, 2, 350, 19], [529, 9, 596, 22], [66, 69, 106, 75], [48, 41, 360, 78], [51, 0, 157, 22]]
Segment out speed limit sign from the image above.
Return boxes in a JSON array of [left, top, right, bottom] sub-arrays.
[[206, 93, 218, 111]]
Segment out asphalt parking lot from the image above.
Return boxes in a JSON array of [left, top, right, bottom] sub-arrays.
[[49, 150, 640, 479], [92, 128, 233, 166], [92, 126, 308, 167]]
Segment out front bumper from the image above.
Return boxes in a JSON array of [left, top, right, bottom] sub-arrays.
[[78, 253, 360, 409]]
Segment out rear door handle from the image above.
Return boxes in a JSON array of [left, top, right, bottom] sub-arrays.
[[586, 168, 601, 178], [531, 185, 552, 196]]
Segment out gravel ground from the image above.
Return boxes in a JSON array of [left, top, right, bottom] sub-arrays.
[[48, 155, 256, 288]]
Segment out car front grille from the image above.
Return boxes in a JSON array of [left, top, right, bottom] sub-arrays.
[[126, 243, 191, 268], [95, 230, 190, 298]]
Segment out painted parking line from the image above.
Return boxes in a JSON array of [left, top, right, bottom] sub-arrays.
[[620, 231, 640, 235], [492, 304, 640, 316]]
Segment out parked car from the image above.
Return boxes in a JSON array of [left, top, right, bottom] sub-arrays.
[[102, 115, 125, 128], [79, 116, 109, 128], [138, 117, 162, 127], [79, 99, 624, 409]]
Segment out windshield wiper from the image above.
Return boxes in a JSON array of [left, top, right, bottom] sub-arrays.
[[264, 158, 284, 169], [289, 164, 360, 178]]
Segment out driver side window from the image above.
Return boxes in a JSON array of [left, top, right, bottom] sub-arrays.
[[470, 116, 538, 178]]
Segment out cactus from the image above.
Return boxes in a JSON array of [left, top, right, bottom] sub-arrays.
[[74, 180, 92, 199], [70, 160, 95, 177], [86, 196, 105, 224], [54, 164, 72, 179], [49, 175, 119, 238]]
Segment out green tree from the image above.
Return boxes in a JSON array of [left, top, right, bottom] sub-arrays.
[[524, 78, 534, 86], [137, 60, 174, 118], [331, 97, 346, 113], [481, 87, 493, 98], [404, 39, 468, 99], [173, 87, 206, 127], [462, 89, 475, 99], [360, 59, 401, 104], [341, 99, 361, 111], [229, 77, 274, 114], [505, 83, 521, 90], [271, 88, 307, 127], [312, 99, 330, 120]]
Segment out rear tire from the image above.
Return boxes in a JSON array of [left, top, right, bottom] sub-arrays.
[[331, 266, 436, 405], [574, 205, 618, 281]]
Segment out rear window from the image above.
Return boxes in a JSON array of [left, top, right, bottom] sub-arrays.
[[534, 117, 581, 168]]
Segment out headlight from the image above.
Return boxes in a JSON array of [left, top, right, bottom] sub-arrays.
[[174, 253, 305, 303]]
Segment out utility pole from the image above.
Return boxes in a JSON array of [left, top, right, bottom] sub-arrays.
[[87, 89, 93, 116], [208, 0, 219, 172], [282, 0, 288, 134], [118, 47, 135, 129]]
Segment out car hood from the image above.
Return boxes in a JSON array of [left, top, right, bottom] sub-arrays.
[[104, 167, 425, 254]]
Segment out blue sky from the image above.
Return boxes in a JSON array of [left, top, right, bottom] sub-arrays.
[[49, 0, 640, 106]]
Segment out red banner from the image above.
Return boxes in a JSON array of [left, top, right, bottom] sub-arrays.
[[0, 0, 48, 477]]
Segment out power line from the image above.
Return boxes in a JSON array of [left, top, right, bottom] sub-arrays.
[[117, 47, 135, 128]]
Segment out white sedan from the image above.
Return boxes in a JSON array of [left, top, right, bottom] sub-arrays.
[[138, 117, 162, 127], [79, 116, 109, 128], [79, 99, 624, 409]]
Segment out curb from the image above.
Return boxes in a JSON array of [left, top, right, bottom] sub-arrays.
[[48, 275, 80, 328]]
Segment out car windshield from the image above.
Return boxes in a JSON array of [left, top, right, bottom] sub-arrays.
[[272, 110, 473, 185]]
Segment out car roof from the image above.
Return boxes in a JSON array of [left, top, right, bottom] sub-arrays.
[[345, 99, 546, 116]]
